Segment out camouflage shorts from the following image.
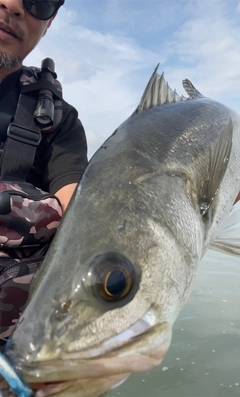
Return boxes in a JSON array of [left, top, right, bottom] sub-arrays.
[[0, 246, 48, 348]]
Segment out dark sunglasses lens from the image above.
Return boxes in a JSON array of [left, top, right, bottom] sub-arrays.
[[23, 0, 64, 20]]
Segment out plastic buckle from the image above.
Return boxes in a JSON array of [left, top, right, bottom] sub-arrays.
[[7, 123, 42, 147]]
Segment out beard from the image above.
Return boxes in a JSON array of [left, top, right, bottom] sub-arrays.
[[0, 51, 21, 69]]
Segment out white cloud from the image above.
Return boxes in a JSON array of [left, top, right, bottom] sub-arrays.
[[161, 1, 240, 104]]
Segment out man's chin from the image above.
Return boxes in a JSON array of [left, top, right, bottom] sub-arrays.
[[0, 51, 21, 69]]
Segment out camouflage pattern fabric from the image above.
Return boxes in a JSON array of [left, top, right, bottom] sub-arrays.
[[0, 246, 47, 345], [0, 182, 62, 247]]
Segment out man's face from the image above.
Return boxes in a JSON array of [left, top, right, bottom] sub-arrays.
[[0, 0, 54, 69]]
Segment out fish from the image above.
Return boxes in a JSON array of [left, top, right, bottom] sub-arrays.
[[1, 65, 240, 397]]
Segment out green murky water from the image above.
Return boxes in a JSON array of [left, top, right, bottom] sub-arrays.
[[108, 249, 240, 397]]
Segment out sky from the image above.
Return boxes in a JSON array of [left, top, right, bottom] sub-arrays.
[[25, 0, 240, 159]]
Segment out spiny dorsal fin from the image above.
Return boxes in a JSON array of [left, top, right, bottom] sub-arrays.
[[133, 64, 187, 115], [182, 79, 203, 99]]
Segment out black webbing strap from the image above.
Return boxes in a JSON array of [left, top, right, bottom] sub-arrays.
[[0, 90, 41, 181]]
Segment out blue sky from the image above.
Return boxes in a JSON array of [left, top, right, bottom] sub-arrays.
[[26, 0, 240, 158]]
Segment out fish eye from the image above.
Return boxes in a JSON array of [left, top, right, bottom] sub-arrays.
[[84, 252, 139, 303], [101, 266, 131, 300]]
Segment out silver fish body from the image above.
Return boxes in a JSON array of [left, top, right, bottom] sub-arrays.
[[4, 69, 240, 397]]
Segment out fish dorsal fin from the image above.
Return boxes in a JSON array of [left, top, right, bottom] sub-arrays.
[[133, 64, 187, 115], [182, 79, 203, 99]]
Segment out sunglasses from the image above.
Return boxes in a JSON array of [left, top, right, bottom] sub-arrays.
[[23, 0, 65, 21]]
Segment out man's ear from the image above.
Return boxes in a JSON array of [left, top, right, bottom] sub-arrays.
[[42, 13, 57, 37]]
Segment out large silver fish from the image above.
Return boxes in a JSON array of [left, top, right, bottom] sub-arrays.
[[2, 66, 240, 397]]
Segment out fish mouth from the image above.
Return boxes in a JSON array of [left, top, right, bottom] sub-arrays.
[[32, 375, 132, 397], [3, 311, 171, 396], [13, 311, 172, 385], [62, 309, 169, 360], [20, 330, 170, 397], [0, 374, 131, 397]]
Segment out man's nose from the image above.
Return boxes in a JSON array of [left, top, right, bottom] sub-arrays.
[[0, 0, 25, 18]]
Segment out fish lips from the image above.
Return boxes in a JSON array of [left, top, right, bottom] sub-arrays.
[[0, 373, 131, 397], [0, 319, 171, 397], [7, 315, 172, 384]]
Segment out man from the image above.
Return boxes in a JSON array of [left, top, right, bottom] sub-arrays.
[[0, 0, 88, 345], [0, 0, 87, 211]]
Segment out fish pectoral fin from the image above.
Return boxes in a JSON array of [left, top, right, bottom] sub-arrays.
[[200, 119, 233, 216], [210, 201, 240, 257], [132, 64, 187, 115]]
